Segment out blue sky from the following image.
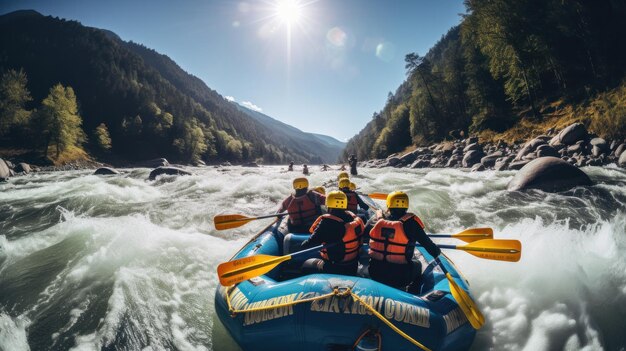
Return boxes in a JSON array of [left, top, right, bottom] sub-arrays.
[[0, 0, 466, 141]]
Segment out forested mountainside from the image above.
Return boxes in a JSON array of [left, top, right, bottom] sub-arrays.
[[234, 103, 345, 164], [0, 10, 341, 164], [343, 0, 626, 160]]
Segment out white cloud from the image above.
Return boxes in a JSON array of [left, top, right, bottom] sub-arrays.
[[225, 96, 235, 102], [241, 101, 263, 112]]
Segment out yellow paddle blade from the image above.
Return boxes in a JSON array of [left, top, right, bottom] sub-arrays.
[[214, 214, 253, 230], [217, 254, 291, 286], [446, 273, 485, 329], [368, 192, 388, 200], [452, 228, 494, 242], [458, 239, 522, 262]]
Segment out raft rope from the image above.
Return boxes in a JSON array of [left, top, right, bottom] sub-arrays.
[[225, 287, 432, 351]]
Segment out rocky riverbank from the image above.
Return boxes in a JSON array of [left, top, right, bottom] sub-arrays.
[[360, 123, 626, 171]]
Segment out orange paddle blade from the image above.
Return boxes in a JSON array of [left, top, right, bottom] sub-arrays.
[[458, 239, 522, 262], [217, 254, 291, 286], [214, 214, 253, 230], [368, 193, 388, 200]]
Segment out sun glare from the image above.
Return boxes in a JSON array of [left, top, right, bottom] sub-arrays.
[[275, 0, 302, 25]]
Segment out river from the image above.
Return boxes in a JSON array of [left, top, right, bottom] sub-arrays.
[[1, 165, 625, 351]]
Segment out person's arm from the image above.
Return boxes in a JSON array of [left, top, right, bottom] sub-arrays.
[[406, 218, 441, 258], [301, 219, 331, 249], [277, 196, 290, 213], [355, 194, 369, 211]]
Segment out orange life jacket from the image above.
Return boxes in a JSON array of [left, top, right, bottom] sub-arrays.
[[287, 192, 321, 225], [309, 211, 365, 263], [368, 213, 424, 264], [344, 191, 359, 212]]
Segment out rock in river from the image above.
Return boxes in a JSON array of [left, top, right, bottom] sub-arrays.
[[0, 158, 11, 180], [148, 166, 192, 180], [94, 167, 120, 175], [507, 156, 592, 192]]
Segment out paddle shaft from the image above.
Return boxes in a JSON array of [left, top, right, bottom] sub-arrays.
[[434, 243, 520, 254]]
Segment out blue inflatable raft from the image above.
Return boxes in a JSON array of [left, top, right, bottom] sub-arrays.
[[215, 197, 477, 350]]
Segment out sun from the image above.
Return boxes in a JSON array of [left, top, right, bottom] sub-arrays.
[[274, 0, 303, 25]]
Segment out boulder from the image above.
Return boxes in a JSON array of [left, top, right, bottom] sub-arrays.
[[399, 150, 419, 165], [558, 123, 587, 145], [508, 160, 531, 170], [410, 160, 430, 169], [466, 136, 478, 145], [471, 163, 485, 172], [14, 162, 31, 174], [446, 156, 462, 168], [494, 160, 509, 171], [94, 167, 120, 175], [480, 155, 499, 168], [148, 166, 192, 180], [619, 151, 626, 168], [0, 158, 10, 180], [507, 157, 592, 192], [462, 150, 484, 168], [615, 144, 626, 158], [135, 158, 170, 168], [463, 143, 481, 153], [385, 157, 401, 167], [536, 145, 559, 158]]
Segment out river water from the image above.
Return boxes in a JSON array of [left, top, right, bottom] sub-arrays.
[[1, 165, 625, 351]]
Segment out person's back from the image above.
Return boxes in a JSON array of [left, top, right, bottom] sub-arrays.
[[349, 154, 358, 176], [338, 178, 369, 213], [278, 177, 325, 233], [367, 191, 440, 292], [301, 191, 364, 276], [302, 164, 309, 175], [288, 162, 294, 171]]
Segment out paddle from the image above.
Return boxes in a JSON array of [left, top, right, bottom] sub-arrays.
[[436, 258, 485, 329], [368, 192, 388, 200], [217, 244, 325, 286], [423, 239, 522, 262], [428, 228, 493, 243], [214, 213, 287, 230]]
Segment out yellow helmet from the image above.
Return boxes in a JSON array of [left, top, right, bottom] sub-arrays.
[[338, 178, 350, 189], [293, 177, 309, 190], [313, 186, 326, 195], [386, 191, 409, 209], [326, 191, 347, 209], [337, 171, 349, 180], [349, 182, 356, 191]]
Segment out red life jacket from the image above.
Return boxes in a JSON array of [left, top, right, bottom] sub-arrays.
[[309, 211, 365, 263], [344, 191, 359, 212], [368, 213, 424, 264], [286, 192, 321, 225]]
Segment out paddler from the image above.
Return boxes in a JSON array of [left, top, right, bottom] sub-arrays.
[[301, 191, 365, 276], [288, 161, 294, 171], [338, 178, 369, 213], [277, 177, 325, 233], [303, 164, 309, 175], [366, 191, 441, 293]]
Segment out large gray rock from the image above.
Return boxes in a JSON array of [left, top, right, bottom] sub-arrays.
[[471, 163, 485, 172], [619, 151, 626, 168], [613, 144, 625, 158], [463, 143, 481, 153], [480, 155, 499, 168], [410, 159, 430, 168], [94, 167, 120, 175], [507, 157, 592, 192], [14, 162, 31, 174], [399, 150, 419, 165], [508, 160, 531, 170], [385, 157, 401, 167], [0, 158, 10, 179], [462, 150, 484, 168], [536, 145, 559, 158], [148, 166, 192, 180], [558, 123, 588, 145]]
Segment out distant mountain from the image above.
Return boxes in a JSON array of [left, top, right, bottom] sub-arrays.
[[234, 103, 345, 164], [0, 10, 337, 164]]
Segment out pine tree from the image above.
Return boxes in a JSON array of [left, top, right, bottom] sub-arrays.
[[0, 69, 32, 136], [94, 123, 112, 151]]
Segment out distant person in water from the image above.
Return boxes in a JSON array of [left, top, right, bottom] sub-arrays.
[[321, 164, 329, 171], [349, 154, 358, 176], [339, 165, 347, 171], [278, 177, 326, 233], [301, 191, 365, 276], [338, 178, 369, 213], [303, 164, 309, 175], [288, 162, 294, 171], [366, 191, 441, 293]]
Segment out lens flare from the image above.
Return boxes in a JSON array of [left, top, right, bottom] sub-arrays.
[[275, 0, 302, 24]]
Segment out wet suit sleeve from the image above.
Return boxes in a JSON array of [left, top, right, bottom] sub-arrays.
[[404, 219, 441, 258], [301, 219, 333, 249]]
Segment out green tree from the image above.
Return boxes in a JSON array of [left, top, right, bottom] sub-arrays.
[[35, 84, 86, 158], [173, 119, 208, 163], [94, 123, 112, 151], [0, 69, 32, 136]]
